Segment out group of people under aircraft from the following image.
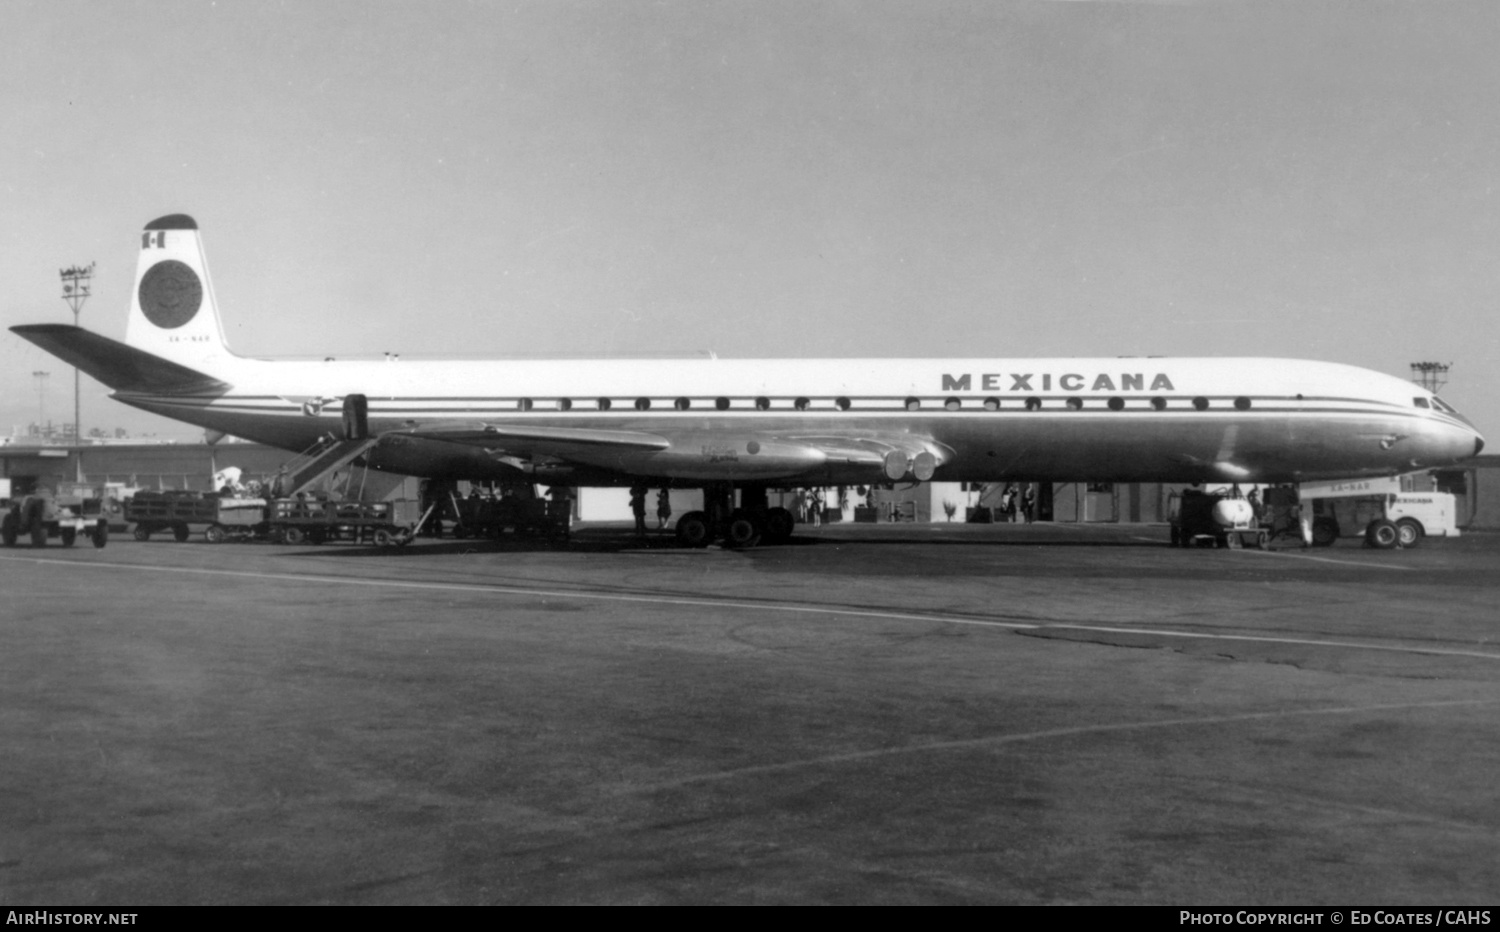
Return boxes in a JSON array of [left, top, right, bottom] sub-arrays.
[[628, 486, 674, 536], [992, 484, 1037, 523]]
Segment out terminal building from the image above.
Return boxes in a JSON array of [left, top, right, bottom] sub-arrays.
[[4, 439, 1498, 532]]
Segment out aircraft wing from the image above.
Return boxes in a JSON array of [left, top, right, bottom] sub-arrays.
[[405, 423, 671, 451], [397, 422, 947, 483]]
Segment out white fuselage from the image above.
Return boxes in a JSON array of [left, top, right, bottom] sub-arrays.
[[115, 354, 1484, 486]]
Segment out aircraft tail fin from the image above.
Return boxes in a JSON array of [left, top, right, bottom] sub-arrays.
[[9, 324, 228, 395], [126, 214, 236, 370]]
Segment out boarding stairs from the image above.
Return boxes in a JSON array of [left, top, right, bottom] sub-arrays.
[[277, 435, 382, 498]]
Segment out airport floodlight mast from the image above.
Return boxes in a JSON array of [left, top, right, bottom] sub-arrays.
[[61, 262, 94, 476], [1409, 361, 1451, 394]]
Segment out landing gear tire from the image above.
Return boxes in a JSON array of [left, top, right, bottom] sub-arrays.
[[1311, 517, 1339, 547], [31, 524, 46, 547], [92, 522, 108, 549], [173, 523, 190, 542], [2, 512, 16, 547], [283, 526, 306, 545], [204, 524, 228, 544], [1366, 519, 1400, 550], [61, 528, 77, 548], [675, 511, 713, 548], [133, 526, 151, 542], [1396, 518, 1423, 549], [373, 529, 394, 547], [724, 511, 761, 549], [763, 507, 795, 543], [1169, 525, 1180, 547]]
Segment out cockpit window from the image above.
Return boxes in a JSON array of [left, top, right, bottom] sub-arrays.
[[1432, 397, 1456, 414], [1413, 397, 1430, 409]]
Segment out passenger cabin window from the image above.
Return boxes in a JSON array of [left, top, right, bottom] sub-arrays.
[[715, 397, 730, 411], [635, 398, 651, 411], [835, 396, 851, 411], [1025, 397, 1041, 411], [905, 397, 920, 411], [517, 398, 533, 412], [754, 397, 771, 411], [674, 397, 691, 411], [1107, 397, 1124, 411], [1192, 396, 1209, 411], [1234, 397, 1252, 411], [794, 397, 810, 411], [1065, 397, 1083, 411], [1151, 397, 1167, 411], [597, 397, 612, 411], [944, 398, 961, 411], [557, 398, 572, 412], [983, 397, 1000, 411]]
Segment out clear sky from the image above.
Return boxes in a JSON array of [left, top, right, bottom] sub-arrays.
[[3, 0, 1497, 443]]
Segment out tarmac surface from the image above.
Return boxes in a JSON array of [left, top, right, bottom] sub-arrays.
[[2, 520, 1498, 905]]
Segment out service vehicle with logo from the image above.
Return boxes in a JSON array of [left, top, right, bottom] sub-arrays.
[[1299, 476, 1459, 549]]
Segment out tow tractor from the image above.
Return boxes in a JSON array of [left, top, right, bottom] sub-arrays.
[[2, 490, 109, 548]]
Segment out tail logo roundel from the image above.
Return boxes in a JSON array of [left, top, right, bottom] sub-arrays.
[[138, 260, 203, 329]]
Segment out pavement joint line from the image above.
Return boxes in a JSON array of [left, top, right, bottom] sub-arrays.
[[0, 553, 1039, 630], [631, 698, 1500, 792], [1127, 536, 1415, 570], [5, 553, 1497, 661], [1038, 624, 1500, 660], [1237, 547, 1417, 570]]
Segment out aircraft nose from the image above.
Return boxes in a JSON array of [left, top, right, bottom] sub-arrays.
[[1476, 435, 1486, 457]]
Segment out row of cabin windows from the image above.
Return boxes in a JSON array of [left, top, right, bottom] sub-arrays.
[[510, 395, 1258, 412], [914, 396, 1251, 411]]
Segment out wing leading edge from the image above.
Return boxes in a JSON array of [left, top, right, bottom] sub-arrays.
[[404, 422, 948, 483]]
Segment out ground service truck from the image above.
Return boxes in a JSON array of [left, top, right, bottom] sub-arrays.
[[1299, 476, 1459, 549]]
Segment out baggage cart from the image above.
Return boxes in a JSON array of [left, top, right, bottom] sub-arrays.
[[125, 491, 269, 542], [268, 498, 428, 546]]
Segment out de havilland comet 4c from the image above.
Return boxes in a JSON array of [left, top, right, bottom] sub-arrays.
[[11, 214, 1485, 547]]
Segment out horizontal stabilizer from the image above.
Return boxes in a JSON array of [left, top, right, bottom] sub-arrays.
[[11, 324, 228, 395]]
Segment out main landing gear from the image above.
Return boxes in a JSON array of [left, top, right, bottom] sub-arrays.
[[673, 483, 795, 549]]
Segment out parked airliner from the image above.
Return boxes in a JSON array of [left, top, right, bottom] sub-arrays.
[[11, 214, 1484, 546]]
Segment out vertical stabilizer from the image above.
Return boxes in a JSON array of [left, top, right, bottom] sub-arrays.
[[125, 214, 235, 371]]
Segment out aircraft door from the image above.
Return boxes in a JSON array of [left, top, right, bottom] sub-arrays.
[[342, 394, 369, 441]]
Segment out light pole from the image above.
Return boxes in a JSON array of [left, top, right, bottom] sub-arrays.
[[60, 262, 94, 478], [1409, 361, 1451, 394]]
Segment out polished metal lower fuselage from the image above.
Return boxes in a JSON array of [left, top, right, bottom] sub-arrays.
[[117, 384, 1482, 486]]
